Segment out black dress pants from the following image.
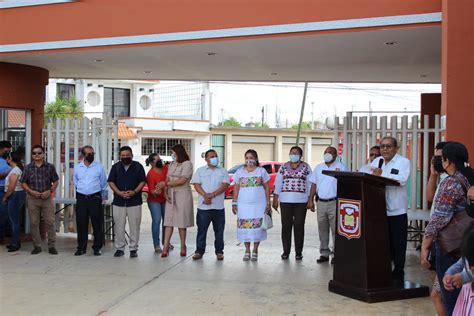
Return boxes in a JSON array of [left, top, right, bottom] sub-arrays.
[[387, 213, 408, 280], [280, 203, 308, 255], [76, 194, 104, 251]]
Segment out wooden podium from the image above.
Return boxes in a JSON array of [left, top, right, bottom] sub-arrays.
[[323, 171, 429, 303]]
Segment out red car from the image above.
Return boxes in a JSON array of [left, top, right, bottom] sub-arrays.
[[225, 161, 283, 198]]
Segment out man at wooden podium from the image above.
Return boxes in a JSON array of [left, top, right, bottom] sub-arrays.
[[370, 136, 411, 283]]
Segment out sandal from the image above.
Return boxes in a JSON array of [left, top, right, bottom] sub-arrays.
[[243, 252, 251, 261], [251, 252, 258, 261]]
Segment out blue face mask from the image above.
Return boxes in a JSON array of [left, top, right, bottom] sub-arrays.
[[289, 154, 300, 163], [171, 153, 177, 161], [209, 157, 219, 167]]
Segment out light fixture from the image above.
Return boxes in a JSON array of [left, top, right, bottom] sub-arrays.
[[384, 41, 397, 46], [206, 52, 217, 56], [87, 83, 93, 87], [139, 88, 145, 92], [270, 72, 278, 76], [143, 71, 152, 74], [98, 84, 103, 88], [93, 59, 104, 63], [419, 74, 428, 78]]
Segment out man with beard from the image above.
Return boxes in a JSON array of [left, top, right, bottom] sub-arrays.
[[108, 146, 146, 258], [73, 145, 108, 256]]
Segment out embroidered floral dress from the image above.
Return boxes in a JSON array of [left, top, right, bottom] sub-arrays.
[[234, 166, 270, 242]]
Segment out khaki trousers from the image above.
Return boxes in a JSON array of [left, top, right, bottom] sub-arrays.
[[113, 205, 142, 251], [27, 195, 56, 247], [316, 200, 337, 257]]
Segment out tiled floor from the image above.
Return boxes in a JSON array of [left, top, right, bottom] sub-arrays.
[[0, 200, 435, 315]]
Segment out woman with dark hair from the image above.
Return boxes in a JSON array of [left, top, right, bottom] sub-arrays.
[[161, 144, 194, 257], [145, 153, 168, 253], [3, 151, 25, 252], [232, 149, 271, 261], [272, 146, 312, 260], [421, 142, 474, 315]]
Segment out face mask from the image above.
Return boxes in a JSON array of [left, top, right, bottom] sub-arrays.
[[246, 159, 256, 166], [171, 154, 177, 162], [466, 200, 474, 218], [323, 153, 334, 163], [210, 157, 219, 167], [433, 156, 445, 173], [85, 154, 94, 163], [121, 157, 132, 165], [289, 154, 300, 163], [155, 159, 163, 168]]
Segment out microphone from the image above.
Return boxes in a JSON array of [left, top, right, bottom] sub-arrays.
[[378, 158, 384, 169]]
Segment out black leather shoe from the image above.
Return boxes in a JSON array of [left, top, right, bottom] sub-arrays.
[[281, 253, 289, 260], [74, 249, 86, 256], [48, 247, 58, 255], [130, 250, 138, 258], [93, 249, 102, 256], [8, 246, 20, 252], [31, 247, 42, 255], [295, 253, 303, 260], [316, 256, 329, 263], [114, 250, 124, 257], [331, 257, 335, 264]]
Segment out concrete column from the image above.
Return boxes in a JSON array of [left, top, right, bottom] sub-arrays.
[[275, 135, 283, 162], [442, 0, 474, 162], [305, 136, 312, 164], [225, 133, 233, 169]]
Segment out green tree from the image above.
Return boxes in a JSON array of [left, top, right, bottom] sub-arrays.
[[255, 122, 269, 128], [45, 96, 84, 123], [222, 117, 241, 127], [291, 121, 313, 130]]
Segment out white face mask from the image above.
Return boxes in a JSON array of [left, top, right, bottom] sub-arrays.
[[323, 153, 334, 163]]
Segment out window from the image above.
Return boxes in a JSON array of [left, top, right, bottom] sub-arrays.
[[141, 138, 192, 157], [104, 88, 130, 118], [262, 164, 273, 174], [274, 164, 281, 173], [57, 83, 75, 100]]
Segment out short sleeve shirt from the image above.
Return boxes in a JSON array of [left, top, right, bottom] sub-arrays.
[[308, 161, 347, 199], [191, 165, 230, 210], [5, 167, 23, 192], [107, 161, 146, 207], [20, 162, 59, 192]]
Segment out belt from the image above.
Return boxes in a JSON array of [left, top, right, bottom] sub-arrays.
[[319, 197, 337, 202], [76, 192, 101, 199]]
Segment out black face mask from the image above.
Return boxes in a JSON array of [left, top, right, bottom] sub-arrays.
[[121, 157, 132, 165], [155, 159, 163, 168], [466, 200, 474, 218], [85, 153, 94, 163], [433, 156, 445, 173]]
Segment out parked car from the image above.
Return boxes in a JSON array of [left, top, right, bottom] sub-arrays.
[[225, 161, 282, 198]]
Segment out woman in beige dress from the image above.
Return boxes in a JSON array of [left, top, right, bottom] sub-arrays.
[[161, 144, 194, 257]]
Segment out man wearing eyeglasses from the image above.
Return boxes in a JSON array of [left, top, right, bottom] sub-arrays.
[[20, 145, 59, 255], [371, 136, 411, 283], [0, 140, 12, 244], [359, 145, 381, 174]]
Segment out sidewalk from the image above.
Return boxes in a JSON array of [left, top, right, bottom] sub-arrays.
[[0, 200, 435, 315]]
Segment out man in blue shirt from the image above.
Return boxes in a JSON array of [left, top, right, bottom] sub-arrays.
[[0, 140, 12, 242], [191, 149, 229, 260], [73, 145, 108, 256], [107, 146, 146, 258]]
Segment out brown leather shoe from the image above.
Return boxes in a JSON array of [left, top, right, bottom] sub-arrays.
[[192, 253, 203, 260], [216, 253, 224, 261]]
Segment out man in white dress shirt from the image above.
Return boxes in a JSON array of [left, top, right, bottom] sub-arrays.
[[308, 146, 347, 264], [359, 145, 381, 174], [371, 136, 411, 282]]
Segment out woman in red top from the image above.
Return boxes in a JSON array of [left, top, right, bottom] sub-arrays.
[[145, 153, 168, 253]]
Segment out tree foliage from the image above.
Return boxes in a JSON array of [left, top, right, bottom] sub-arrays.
[[291, 121, 313, 130], [45, 96, 84, 123], [222, 117, 242, 127]]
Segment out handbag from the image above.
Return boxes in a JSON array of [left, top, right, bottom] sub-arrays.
[[437, 176, 474, 255], [261, 212, 273, 230]]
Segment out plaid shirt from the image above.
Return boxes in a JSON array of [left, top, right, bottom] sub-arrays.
[[20, 161, 59, 192]]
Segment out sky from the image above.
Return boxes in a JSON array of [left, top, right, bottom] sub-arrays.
[[208, 82, 441, 128]]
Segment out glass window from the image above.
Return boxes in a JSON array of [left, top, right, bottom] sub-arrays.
[[141, 138, 192, 157], [274, 164, 281, 173], [228, 164, 244, 174], [262, 164, 273, 174], [104, 87, 130, 118], [57, 83, 75, 100]]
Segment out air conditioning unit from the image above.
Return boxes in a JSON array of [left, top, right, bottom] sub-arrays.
[[84, 85, 104, 119]]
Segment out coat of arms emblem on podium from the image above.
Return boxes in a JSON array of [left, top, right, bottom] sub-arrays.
[[337, 199, 362, 239]]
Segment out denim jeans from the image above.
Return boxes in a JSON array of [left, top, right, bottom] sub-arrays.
[[195, 209, 225, 255], [147, 201, 166, 247], [0, 188, 7, 238], [6, 191, 26, 247], [435, 241, 461, 316]]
